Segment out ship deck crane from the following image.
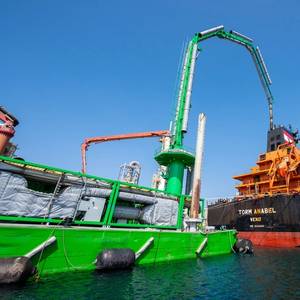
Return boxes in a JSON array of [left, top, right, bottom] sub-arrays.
[[81, 130, 169, 173], [155, 25, 275, 196]]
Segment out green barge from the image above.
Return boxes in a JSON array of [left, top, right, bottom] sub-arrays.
[[0, 26, 259, 282], [0, 156, 236, 278]]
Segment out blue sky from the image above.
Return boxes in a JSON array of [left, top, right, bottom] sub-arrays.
[[1, 1, 300, 199]]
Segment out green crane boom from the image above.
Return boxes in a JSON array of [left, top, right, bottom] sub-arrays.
[[155, 25, 275, 196]]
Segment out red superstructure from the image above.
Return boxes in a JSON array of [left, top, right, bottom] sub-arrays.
[[0, 107, 18, 155]]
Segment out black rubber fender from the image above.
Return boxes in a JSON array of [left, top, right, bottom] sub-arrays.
[[96, 249, 135, 271], [0, 257, 37, 284], [234, 238, 254, 254]]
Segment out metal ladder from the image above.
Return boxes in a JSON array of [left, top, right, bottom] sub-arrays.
[[45, 173, 65, 220]]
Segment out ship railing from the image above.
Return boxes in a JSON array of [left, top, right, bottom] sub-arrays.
[[154, 145, 195, 156], [207, 197, 236, 207]]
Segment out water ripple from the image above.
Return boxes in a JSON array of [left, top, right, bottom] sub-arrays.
[[1, 248, 300, 300]]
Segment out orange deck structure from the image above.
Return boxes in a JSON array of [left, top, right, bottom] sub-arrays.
[[234, 143, 300, 198]]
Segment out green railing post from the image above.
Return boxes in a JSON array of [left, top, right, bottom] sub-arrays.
[[106, 183, 120, 226], [176, 195, 185, 230], [103, 182, 120, 226]]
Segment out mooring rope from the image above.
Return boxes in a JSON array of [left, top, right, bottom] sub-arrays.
[[34, 221, 63, 282], [62, 228, 78, 269], [62, 227, 95, 270], [153, 230, 161, 264]]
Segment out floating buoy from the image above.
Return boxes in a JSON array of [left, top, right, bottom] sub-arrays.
[[0, 257, 36, 284], [95, 249, 135, 271], [234, 238, 254, 254]]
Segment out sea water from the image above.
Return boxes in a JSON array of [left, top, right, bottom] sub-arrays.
[[1, 248, 300, 299]]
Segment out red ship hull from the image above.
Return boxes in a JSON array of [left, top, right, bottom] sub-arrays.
[[238, 232, 300, 248]]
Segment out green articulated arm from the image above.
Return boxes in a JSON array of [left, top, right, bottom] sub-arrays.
[[156, 25, 275, 196], [172, 25, 274, 149]]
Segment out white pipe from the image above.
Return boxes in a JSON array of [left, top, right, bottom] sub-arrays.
[[135, 237, 154, 259], [230, 30, 253, 43], [249, 49, 274, 129], [199, 25, 224, 37], [249, 48, 272, 99], [182, 43, 198, 132], [161, 136, 171, 151], [157, 165, 167, 190], [156, 135, 170, 190], [223, 36, 248, 47], [196, 237, 208, 255], [190, 113, 206, 218], [256, 47, 272, 85], [24, 236, 57, 259]]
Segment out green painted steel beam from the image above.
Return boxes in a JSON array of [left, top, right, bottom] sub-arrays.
[[107, 183, 120, 225], [0, 215, 63, 224], [176, 195, 185, 229], [172, 36, 198, 149], [109, 223, 176, 230]]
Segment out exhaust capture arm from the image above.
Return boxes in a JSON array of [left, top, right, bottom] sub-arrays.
[[171, 26, 275, 149]]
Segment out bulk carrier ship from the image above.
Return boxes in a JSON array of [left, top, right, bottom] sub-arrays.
[[208, 125, 300, 247]]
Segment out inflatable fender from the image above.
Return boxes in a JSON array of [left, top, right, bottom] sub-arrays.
[[0, 257, 36, 284], [234, 238, 254, 254], [96, 249, 135, 271]]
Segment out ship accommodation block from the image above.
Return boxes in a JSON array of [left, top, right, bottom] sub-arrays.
[[234, 144, 300, 197]]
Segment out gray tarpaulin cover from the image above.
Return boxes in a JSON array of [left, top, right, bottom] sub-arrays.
[[141, 199, 178, 226], [0, 171, 178, 225], [0, 171, 80, 218]]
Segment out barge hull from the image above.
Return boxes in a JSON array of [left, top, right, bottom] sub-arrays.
[[0, 224, 235, 277]]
